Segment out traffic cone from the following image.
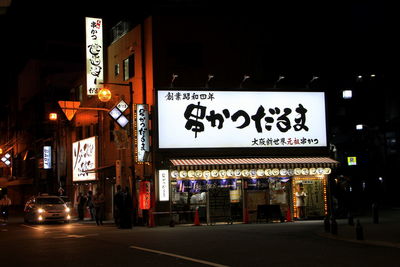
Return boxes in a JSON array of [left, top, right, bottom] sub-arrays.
[[193, 208, 201, 226], [148, 209, 155, 227], [243, 207, 249, 224], [285, 208, 292, 222]]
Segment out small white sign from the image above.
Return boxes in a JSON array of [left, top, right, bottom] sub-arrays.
[[117, 100, 129, 113], [158, 170, 169, 201], [43, 146, 52, 169]]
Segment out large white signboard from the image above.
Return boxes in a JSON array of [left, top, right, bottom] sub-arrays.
[[72, 136, 97, 181], [157, 90, 327, 149], [85, 17, 104, 95]]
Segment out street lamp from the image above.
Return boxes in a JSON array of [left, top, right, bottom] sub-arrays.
[[98, 88, 112, 102]]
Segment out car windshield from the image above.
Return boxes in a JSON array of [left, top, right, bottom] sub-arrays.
[[36, 197, 64, 205]]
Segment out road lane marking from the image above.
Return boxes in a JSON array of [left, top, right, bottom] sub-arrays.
[[20, 224, 43, 231], [129, 245, 229, 267], [53, 233, 99, 239]]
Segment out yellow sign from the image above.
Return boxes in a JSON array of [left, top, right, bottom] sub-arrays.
[[347, 157, 357, 166]]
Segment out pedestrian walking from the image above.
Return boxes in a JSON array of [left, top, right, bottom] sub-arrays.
[[0, 194, 12, 222], [93, 190, 105, 226], [120, 186, 133, 229], [114, 185, 124, 228], [86, 191, 95, 221], [76, 192, 87, 221]]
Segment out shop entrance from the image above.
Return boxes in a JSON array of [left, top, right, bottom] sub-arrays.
[[244, 177, 291, 223], [171, 178, 244, 224], [292, 176, 327, 219]]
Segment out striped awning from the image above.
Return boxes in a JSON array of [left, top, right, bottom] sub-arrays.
[[170, 157, 339, 169]]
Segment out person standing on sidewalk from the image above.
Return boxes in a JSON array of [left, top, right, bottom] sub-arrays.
[[120, 186, 133, 229], [0, 194, 12, 222], [93, 191, 105, 226], [76, 192, 87, 221], [114, 185, 124, 228], [295, 183, 307, 219], [86, 191, 95, 221]]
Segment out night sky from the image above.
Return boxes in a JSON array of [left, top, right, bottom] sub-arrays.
[[0, 0, 398, 93]]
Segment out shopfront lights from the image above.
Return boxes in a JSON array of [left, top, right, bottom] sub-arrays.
[[98, 88, 112, 102], [1, 153, 11, 166], [49, 113, 58, 121], [116, 115, 129, 128], [342, 90, 352, 99], [109, 107, 122, 120]]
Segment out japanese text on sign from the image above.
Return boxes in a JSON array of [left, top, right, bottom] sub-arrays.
[[159, 170, 169, 201], [157, 90, 327, 148], [85, 17, 104, 95]]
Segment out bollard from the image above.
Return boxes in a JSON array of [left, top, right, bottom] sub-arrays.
[[372, 203, 379, 224], [324, 216, 330, 233], [330, 216, 338, 235], [356, 219, 364, 240], [348, 212, 354, 226]]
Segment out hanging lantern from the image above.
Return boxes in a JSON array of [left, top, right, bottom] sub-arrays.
[[98, 88, 112, 102]]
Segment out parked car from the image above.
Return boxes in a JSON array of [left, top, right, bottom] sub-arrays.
[[24, 194, 71, 224]]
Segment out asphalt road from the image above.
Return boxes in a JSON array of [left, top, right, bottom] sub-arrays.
[[0, 219, 398, 267]]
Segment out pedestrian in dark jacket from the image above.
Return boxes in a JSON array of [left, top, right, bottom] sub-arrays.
[[120, 186, 133, 229], [93, 191, 105, 226], [114, 185, 124, 228], [76, 192, 87, 221], [86, 191, 95, 221]]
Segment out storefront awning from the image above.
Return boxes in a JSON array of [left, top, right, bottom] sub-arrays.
[[170, 157, 339, 169]]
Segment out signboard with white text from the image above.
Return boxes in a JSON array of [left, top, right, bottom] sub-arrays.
[[136, 104, 150, 162], [72, 136, 97, 181], [157, 90, 327, 149], [158, 170, 169, 201], [43, 146, 52, 169], [85, 17, 104, 95]]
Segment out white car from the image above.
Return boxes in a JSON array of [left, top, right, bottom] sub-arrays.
[[24, 195, 71, 224]]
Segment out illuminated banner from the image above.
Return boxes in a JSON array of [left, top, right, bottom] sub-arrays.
[[85, 17, 104, 95], [43, 146, 52, 169], [158, 170, 169, 201], [139, 181, 151, 210], [72, 136, 97, 181], [157, 90, 327, 149], [135, 104, 150, 162]]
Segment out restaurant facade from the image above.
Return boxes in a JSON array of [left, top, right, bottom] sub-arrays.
[[153, 90, 338, 225]]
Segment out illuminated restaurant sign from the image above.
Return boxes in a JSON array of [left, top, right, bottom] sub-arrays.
[[85, 17, 104, 96], [157, 90, 327, 149], [72, 136, 97, 181], [135, 104, 150, 162], [139, 181, 151, 210], [43, 146, 52, 169], [158, 170, 169, 201]]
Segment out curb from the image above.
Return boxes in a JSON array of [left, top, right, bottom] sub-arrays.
[[317, 232, 400, 249]]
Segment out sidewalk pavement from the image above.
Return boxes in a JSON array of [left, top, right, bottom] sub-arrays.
[[317, 206, 400, 249]]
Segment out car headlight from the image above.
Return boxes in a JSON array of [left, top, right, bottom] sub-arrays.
[[37, 208, 45, 214], [65, 207, 70, 213]]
